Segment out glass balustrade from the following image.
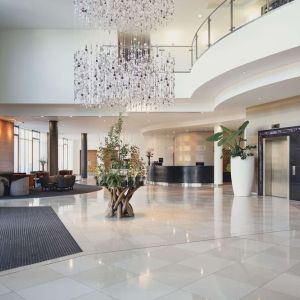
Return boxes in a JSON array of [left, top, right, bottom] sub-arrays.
[[187, 0, 293, 72]]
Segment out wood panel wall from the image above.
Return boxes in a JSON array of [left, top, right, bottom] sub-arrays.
[[88, 150, 97, 172], [0, 119, 14, 172]]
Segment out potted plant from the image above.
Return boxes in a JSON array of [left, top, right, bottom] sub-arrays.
[[97, 114, 146, 218], [207, 121, 256, 196], [39, 158, 47, 171], [146, 149, 154, 166]]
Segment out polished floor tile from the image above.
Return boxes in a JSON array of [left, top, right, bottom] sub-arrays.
[[0, 284, 10, 296], [147, 263, 206, 288], [70, 264, 135, 290], [0, 266, 62, 291], [73, 291, 114, 300], [0, 293, 24, 300], [242, 252, 299, 272], [179, 253, 233, 275], [48, 256, 100, 276], [287, 261, 300, 277], [242, 288, 300, 300], [183, 274, 256, 300], [0, 185, 300, 300], [17, 278, 93, 300], [114, 255, 170, 275], [146, 246, 198, 263], [264, 273, 300, 298], [216, 262, 279, 286], [102, 275, 175, 300], [158, 289, 207, 299]]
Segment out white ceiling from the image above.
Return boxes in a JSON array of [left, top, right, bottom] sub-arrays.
[[2, 108, 244, 138], [0, 0, 213, 44]]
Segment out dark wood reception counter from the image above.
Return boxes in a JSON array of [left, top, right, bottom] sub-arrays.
[[148, 165, 214, 186]]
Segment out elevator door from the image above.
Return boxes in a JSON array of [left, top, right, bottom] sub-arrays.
[[264, 137, 289, 198]]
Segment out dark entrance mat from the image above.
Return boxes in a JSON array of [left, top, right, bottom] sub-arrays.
[[0, 207, 82, 271]]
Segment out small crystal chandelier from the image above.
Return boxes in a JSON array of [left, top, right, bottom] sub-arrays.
[[74, 40, 175, 112], [73, 0, 175, 32]]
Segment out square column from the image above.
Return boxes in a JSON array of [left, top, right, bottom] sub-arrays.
[[214, 125, 223, 186], [81, 133, 88, 179], [49, 120, 58, 175]]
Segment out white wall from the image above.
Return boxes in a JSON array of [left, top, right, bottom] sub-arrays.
[[0, 28, 190, 105], [0, 29, 116, 104], [174, 132, 214, 166], [143, 132, 175, 166]]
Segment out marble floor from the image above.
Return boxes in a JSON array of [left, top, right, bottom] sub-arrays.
[[1, 184, 300, 299]]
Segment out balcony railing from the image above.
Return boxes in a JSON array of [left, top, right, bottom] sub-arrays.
[[190, 0, 294, 68]]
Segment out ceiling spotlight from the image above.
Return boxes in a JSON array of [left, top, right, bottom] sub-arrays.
[[41, 116, 45, 118], [197, 14, 202, 18], [69, 115, 73, 118]]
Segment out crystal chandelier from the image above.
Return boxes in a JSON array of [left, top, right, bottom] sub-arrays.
[[74, 41, 175, 112], [73, 0, 175, 32]]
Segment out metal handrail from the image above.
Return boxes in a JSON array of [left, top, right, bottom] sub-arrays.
[[191, 0, 228, 48], [189, 0, 293, 68]]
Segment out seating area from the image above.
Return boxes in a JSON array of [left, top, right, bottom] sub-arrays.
[[0, 171, 75, 197]]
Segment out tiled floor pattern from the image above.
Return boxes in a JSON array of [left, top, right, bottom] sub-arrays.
[[0, 185, 300, 299]]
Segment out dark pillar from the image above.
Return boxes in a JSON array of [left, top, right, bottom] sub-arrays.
[[81, 133, 88, 179], [49, 120, 58, 175]]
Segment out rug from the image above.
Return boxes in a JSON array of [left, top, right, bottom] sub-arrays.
[[0, 207, 82, 271], [0, 183, 101, 200]]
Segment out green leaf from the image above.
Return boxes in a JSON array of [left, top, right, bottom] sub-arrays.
[[237, 121, 249, 135], [207, 132, 223, 142], [220, 125, 233, 133]]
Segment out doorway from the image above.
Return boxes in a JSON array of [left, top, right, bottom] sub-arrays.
[[264, 136, 289, 198]]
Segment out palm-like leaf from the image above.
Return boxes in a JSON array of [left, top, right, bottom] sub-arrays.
[[207, 120, 255, 159], [207, 132, 223, 142]]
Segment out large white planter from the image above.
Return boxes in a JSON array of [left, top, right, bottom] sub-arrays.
[[231, 156, 255, 197]]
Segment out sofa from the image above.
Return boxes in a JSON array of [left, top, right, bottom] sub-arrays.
[[0, 173, 29, 196], [0, 177, 9, 197], [40, 175, 76, 191], [10, 177, 30, 196], [56, 175, 76, 190], [59, 170, 73, 176]]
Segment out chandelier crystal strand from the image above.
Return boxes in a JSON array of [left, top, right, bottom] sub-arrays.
[[74, 0, 175, 32], [74, 44, 175, 112]]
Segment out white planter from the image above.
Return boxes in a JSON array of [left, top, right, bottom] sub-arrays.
[[231, 156, 255, 197]]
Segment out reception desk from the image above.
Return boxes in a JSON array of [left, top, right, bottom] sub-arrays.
[[148, 165, 214, 186]]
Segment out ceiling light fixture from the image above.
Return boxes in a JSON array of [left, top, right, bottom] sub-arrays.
[[74, 0, 175, 32], [74, 42, 175, 112]]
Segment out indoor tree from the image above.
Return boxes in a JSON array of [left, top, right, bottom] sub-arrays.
[[97, 114, 146, 218]]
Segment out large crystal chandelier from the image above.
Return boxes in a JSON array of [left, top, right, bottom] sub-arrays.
[[73, 0, 175, 32], [74, 40, 175, 112]]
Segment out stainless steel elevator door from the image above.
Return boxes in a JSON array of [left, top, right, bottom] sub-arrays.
[[264, 137, 289, 198]]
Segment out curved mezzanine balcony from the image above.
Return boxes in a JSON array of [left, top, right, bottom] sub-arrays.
[[171, 0, 300, 113]]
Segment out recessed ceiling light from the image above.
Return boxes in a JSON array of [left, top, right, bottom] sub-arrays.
[[69, 115, 73, 118], [98, 115, 102, 118], [41, 116, 44, 118], [197, 14, 202, 18]]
